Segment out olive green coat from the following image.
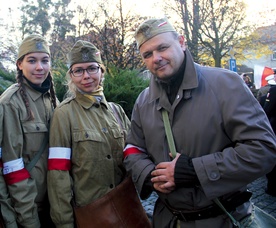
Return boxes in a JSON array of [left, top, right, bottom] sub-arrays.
[[0, 80, 55, 228], [47, 91, 130, 228]]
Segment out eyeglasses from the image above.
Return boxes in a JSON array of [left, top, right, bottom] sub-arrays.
[[70, 66, 100, 77]]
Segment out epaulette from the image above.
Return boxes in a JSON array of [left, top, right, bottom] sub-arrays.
[[0, 84, 20, 102]]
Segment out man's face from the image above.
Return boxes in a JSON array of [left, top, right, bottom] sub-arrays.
[[139, 32, 186, 80]]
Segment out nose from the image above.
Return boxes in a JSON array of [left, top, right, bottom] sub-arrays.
[[152, 51, 162, 63], [83, 69, 91, 79], [36, 61, 43, 70]]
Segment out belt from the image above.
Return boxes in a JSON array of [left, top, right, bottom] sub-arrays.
[[165, 191, 252, 222]]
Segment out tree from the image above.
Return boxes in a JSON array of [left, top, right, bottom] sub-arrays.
[[165, 0, 251, 67], [19, 0, 52, 38], [104, 66, 149, 118], [74, 0, 146, 72], [50, 0, 76, 66]]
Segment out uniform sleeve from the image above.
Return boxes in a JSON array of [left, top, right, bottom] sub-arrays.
[[1, 103, 39, 228], [0, 104, 18, 228], [193, 74, 276, 199], [47, 107, 74, 228], [124, 102, 156, 195]]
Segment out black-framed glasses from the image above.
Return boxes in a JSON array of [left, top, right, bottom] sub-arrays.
[[70, 66, 100, 77]]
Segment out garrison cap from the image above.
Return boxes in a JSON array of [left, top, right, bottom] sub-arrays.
[[134, 18, 176, 49], [67, 40, 102, 68], [17, 34, 50, 60]]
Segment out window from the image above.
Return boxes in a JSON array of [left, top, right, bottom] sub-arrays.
[[272, 50, 276, 61]]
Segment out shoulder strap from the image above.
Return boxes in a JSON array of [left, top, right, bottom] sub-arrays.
[[162, 109, 177, 159], [25, 134, 48, 172]]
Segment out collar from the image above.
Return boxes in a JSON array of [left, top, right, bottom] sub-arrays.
[[23, 78, 50, 102], [75, 90, 108, 109], [148, 48, 199, 104]]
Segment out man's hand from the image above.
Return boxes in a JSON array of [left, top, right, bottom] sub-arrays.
[[151, 153, 181, 193]]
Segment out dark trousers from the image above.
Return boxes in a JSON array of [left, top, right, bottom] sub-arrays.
[[266, 165, 276, 192]]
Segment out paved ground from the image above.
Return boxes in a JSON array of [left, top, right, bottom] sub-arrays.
[[141, 176, 276, 219]]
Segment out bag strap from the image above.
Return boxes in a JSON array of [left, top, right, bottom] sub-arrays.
[[162, 109, 240, 227], [162, 109, 177, 159], [25, 134, 48, 172], [213, 198, 241, 227]]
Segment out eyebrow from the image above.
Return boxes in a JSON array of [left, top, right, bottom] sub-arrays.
[[72, 64, 99, 70]]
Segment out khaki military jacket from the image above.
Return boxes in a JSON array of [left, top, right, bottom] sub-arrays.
[[0, 80, 54, 228], [124, 49, 276, 228], [47, 91, 130, 228]]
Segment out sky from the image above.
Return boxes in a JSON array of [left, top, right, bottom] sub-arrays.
[[1, 0, 276, 26]]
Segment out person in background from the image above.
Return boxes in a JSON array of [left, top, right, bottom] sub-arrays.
[[263, 69, 276, 197], [242, 73, 255, 89], [123, 18, 276, 228], [0, 34, 57, 228], [257, 76, 272, 104], [47, 40, 130, 228]]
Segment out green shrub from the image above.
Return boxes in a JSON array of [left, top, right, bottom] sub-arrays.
[[104, 66, 149, 118]]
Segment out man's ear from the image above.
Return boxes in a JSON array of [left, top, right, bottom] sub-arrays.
[[178, 35, 186, 51]]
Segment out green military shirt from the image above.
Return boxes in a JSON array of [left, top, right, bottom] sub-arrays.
[[0, 79, 54, 228], [47, 91, 130, 228]]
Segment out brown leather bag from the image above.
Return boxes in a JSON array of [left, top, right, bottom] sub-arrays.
[[74, 176, 151, 228]]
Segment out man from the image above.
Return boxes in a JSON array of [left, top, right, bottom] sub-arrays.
[[123, 18, 276, 227], [257, 74, 274, 106], [263, 70, 276, 197]]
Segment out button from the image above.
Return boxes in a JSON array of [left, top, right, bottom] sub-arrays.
[[94, 103, 100, 108], [36, 126, 40, 131], [210, 172, 218, 179], [85, 132, 89, 138], [109, 184, 114, 188], [102, 128, 107, 133], [107, 155, 111, 159]]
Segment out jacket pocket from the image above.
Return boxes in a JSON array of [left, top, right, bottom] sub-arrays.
[[73, 130, 103, 142], [22, 122, 48, 133]]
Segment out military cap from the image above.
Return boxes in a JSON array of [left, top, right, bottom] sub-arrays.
[[67, 40, 102, 68], [134, 17, 176, 49], [17, 34, 50, 60]]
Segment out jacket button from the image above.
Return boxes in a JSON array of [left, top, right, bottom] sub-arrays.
[[36, 126, 40, 131], [107, 155, 111, 159], [210, 172, 218, 179], [109, 184, 114, 188]]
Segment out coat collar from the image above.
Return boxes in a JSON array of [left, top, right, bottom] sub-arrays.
[[23, 78, 50, 102], [75, 90, 108, 110], [148, 48, 199, 105]]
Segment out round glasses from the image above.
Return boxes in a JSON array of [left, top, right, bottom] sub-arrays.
[[70, 66, 100, 77]]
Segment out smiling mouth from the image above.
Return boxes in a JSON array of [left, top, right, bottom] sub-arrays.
[[83, 82, 93, 87], [156, 64, 167, 71]]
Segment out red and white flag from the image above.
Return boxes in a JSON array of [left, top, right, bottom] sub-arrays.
[[254, 65, 274, 89]]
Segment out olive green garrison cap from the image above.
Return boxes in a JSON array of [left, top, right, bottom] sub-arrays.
[[134, 18, 176, 49], [17, 34, 50, 60], [67, 40, 102, 68]]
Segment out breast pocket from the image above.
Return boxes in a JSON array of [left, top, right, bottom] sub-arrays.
[[73, 130, 104, 160], [21, 122, 48, 154]]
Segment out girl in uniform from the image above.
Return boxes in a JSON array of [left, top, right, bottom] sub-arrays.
[[0, 34, 57, 228], [47, 40, 130, 227]]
